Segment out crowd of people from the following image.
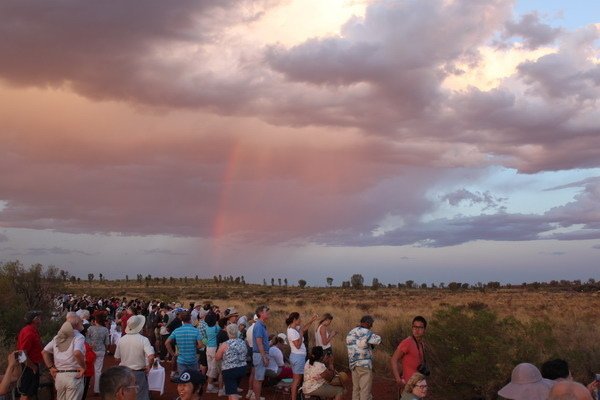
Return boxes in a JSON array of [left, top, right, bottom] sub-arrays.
[[0, 294, 598, 400]]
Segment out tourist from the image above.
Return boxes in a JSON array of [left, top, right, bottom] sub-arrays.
[[16, 310, 43, 400], [391, 316, 429, 388], [346, 315, 381, 400], [400, 373, 428, 400], [286, 312, 318, 400], [173, 369, 206, 400], [251, 306, 271, 400], [302, 346, 344, 400], [98, 366, 137, 400], [114, 315, 155, 400], [87, 311, 110, 395], [266, 335, 290, 380], [202, 310, 221, 393], [315, 313, 337, 356], [0, 351, 23, 397], [549, 381, 593, 400], [165, 311, 203, 374], [541, 358, 572, 381], [81, 340, 96, 400], [497, 363, 553, 400], [216, 324, 247, 400], [42, 320, 86, 400]]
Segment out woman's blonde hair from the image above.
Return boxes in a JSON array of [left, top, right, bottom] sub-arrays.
[[403, 372, 426, 394]]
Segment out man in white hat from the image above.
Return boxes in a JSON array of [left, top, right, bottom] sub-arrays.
[[114, 315, 155, 400]]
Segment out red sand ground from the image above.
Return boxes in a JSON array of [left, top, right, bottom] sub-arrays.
[[101, 353, 398, 400]]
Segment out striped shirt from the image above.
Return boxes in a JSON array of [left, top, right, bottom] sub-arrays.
[[168, 324, 201, 365]]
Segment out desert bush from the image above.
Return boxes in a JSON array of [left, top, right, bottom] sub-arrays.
[[426, 306, 555, 399]]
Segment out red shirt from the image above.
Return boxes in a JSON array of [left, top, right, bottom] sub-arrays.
[[121, 313, 132, 332], [397, 336, 424, 381], [84, 343, 96, 377], [17, 324, 43, 364]]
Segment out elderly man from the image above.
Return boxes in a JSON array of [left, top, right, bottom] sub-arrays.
[[99, 366, 138, 400], [42, 315, 86, 400], [549, 381, 593, 400], [17, 311, 43, 400], [114, 315, 155, 400], [346, 315, 382, 400]]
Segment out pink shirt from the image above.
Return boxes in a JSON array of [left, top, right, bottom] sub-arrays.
[[397, 337, 424, 381]]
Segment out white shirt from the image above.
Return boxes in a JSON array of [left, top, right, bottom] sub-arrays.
[[287, 327, 306, 355], [267, 346, 284, 372], [114, 333, 155, 370], [43, 331, 86, 369], [245, 323, 255, 348], [315, 324, 331, 350]]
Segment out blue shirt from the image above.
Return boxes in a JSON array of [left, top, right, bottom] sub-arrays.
[[168, 324, 201, 365], [252, 320, 269, 353]]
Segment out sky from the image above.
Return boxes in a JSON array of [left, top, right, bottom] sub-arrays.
[[0, 0, 599, 286]]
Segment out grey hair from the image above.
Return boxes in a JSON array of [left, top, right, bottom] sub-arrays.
[[226, 323, 239, 339], [100, 366, 135, 400]]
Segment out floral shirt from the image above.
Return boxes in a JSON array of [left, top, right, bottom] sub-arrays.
[[346, 326, 381, 369], [222, 338, 247, 370]]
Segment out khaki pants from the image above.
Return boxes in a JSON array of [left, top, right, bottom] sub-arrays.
[[55, 372, 84, 400], [351, 366, 373, 400]]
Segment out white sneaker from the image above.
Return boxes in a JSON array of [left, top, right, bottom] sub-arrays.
[[245, 390, 254, 399], [206, 384, 219, 394], [218, 389, 226, 397]]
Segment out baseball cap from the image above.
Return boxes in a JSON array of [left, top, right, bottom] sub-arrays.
[[173, 370, 206, 386]]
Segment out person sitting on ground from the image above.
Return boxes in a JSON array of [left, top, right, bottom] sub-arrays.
[[99, 366, 137, 400], [400, 373, 428, 400], [266, 335, 292, 382], [0, 351, 23, 398], [302, 346, 344, 400], [497, 363, 553, 400], [541, 359, 572, 381], [216, 324, 247, 400], [549, 380, 593, 400], [174, 369, 206, 400]]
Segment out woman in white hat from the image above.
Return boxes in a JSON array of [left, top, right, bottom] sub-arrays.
[[498, 363, 553, 400]]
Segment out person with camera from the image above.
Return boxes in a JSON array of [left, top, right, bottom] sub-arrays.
[[16, 311, 43, 400], [345, 315, 382, 400], [390, 316, 429, 390]]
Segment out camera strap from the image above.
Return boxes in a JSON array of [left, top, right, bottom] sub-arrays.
[[412, 335, 426, 365]]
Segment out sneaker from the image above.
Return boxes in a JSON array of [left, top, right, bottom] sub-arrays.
[[206, 384, 219, 394], [245, 390, 254, 399], [218, 389, 226, 397]]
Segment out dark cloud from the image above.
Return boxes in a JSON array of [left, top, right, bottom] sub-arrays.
[[24, 247, 92, 256], [441, 189, 506, 210], [142, 249, 188, 256], [503, 12, 562, 49]]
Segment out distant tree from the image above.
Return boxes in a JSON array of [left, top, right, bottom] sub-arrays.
[[341, 281, 350, 288], [99, 273, 103, 282], [326, 277, 333, 287], [278, 278, 282, 286], [487, 281, 501, 289], [298, 279, 307, 288], [162, 277, 167, 284], [350, 274, 364, 289], [59, 269, 69, 281], [218, 274, 222, 282], [87, 273, 94, 282], [421, 283, 428, 289], [271, 278, 275, 286], [213, 275, 218, 283], [284, 278, 288, 287], [263, 279, 267, 286], [125, 275, 129, 282], [405, 279, 414, 289], [371, 277, 379, 290]]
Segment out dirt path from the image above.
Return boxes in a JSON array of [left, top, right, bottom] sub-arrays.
[[102, 353, 398, 400]]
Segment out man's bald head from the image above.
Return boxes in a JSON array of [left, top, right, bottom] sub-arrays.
[[549, 381, 592, 400]]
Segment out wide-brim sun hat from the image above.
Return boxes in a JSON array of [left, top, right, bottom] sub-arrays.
[[498, 363, 554, 400], [125, 315, 146, 334]]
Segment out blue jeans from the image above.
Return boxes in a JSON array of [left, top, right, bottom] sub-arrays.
[[177, 362, 199, 375]]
